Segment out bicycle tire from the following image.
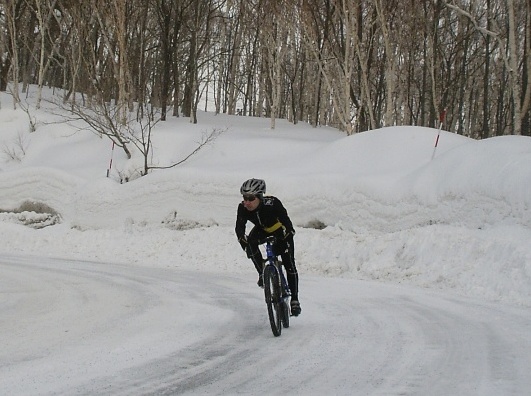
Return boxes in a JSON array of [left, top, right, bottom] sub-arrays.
[[281, 299, 290, 328], [264, 266, 282, 337], [278, 261, 290, 328]]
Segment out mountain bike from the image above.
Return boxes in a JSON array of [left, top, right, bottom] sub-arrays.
[[260, 235, 291, 337]]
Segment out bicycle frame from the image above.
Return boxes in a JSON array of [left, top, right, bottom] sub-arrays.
[[262, 236, 291, 299]]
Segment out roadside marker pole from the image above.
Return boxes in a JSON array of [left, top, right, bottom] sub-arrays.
[[107, 141, 115, 177], [431, 109, 447, 160]]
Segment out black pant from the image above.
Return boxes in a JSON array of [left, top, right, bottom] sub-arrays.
[[247, 226, 299, 300]]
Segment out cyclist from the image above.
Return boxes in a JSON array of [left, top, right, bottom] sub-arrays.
[[235, 178, 301, 316]]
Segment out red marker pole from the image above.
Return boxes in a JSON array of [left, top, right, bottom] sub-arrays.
[[431, 109, 447, 160], [107, 141, 115, 177]]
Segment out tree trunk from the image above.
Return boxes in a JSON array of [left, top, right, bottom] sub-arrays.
[[507, 0, 522, 134]]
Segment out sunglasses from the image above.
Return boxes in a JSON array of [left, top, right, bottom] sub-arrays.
[[242, 195, 257, 202]]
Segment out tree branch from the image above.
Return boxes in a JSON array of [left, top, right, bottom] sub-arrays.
[[150, 127, 226, 170]]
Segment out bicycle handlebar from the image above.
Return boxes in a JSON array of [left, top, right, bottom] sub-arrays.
[[257, 235, 277, 245]]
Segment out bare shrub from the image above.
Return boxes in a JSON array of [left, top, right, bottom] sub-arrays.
[[1, 132, 28, 162]]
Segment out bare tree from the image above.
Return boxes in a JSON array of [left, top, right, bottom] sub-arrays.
[[61, 99, 133, 159], [3, 0, 25, 106], [153, 0, 176, 121], [0, 0, 13, 92], [3, 0, 530, 138], [24, 0, 63, 108], [259, 1, 288, 129], [444, 0, 524, 135], [301, 0, 362, 134]]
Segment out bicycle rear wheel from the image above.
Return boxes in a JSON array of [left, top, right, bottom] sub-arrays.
[[278, 263, 290, 328], [263, 266, 282, 337], [281, 298, 290, 328]]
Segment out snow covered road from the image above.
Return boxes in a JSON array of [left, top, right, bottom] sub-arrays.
[[1, 254, 530, 395]]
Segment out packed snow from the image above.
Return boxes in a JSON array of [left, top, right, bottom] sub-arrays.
[[0, 88, 530, 395]]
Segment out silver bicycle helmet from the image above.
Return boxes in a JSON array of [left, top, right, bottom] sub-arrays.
[[240, 178, 266, 197]]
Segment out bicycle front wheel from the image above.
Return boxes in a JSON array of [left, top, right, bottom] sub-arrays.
[[263, 266, 282, 337]]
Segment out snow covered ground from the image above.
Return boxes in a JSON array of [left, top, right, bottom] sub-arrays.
[[0, 88, 530, 395]]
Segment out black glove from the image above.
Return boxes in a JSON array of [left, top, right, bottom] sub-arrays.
[[283, 228, 295, 240], [239, 236, 248, 251]]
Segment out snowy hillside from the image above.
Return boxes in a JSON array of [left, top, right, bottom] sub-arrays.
[[0, 90, 530, 307]]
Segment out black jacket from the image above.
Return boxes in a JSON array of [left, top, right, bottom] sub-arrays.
[[235, 196, 294, 240]]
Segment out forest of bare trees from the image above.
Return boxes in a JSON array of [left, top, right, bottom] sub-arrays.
[[1, 0, 530, 138]]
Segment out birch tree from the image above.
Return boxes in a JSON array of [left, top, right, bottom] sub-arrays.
[[300, 0, 359, 134], [374, 0, 396, 126], [3, 0, 24, 106], [259, 1, 287, 129]]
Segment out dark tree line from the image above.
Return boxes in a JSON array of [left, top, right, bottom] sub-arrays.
[[1, 0, 530, 137]]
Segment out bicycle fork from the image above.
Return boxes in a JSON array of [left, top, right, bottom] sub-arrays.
[[265, 241, 291, 300]]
